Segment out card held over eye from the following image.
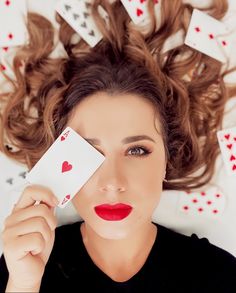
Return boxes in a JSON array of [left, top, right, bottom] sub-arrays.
[[26, 127, 105, 208]]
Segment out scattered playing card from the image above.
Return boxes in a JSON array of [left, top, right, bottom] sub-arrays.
[[26, 126, 105, 208], [184, 9, 232, 63], [0, 0, 28, 47], [177, 185, 226, 218], [0, 46, 21, 83], [0, 152, 29, 193], [217, 126, 236, 176], [120, 0, 160, 25], [55, 0, 108, 47]]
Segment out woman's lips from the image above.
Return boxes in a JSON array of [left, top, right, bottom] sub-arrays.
[[94, 203, 133, 221]]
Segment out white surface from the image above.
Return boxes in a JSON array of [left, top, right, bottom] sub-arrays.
[[0, 0, 236, 258]]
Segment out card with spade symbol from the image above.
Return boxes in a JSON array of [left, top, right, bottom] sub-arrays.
[[26, 126, 105, 208], [55, 0, 108, 47]]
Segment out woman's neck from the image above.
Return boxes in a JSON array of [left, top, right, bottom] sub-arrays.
[[80, 221, 157, 269]]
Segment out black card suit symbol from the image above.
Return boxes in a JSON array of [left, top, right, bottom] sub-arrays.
[[85, 2, 91, 9], [5, 144, 13, 151], [6, 178, 13, 185], [19, 171, 27, 179], [64, 4, 71, 11], [81, 21, 87, 28], [89, 30, 95, 36], [73, 13, 80, 20], [83, 12, 90, 18]]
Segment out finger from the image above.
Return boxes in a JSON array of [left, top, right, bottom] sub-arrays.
[[4, 204, 57, 231], [6, 233, 46, 260], [13, 184, 59, 212], [4, 217, 53, 244]]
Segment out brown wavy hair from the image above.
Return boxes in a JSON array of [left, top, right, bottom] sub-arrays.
[[0, 0, 236, 191]]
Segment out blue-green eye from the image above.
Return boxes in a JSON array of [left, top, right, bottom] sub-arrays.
[[127, 145, 152, 157]]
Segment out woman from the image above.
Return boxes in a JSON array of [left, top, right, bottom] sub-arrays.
[[0, 0, 236, 292]]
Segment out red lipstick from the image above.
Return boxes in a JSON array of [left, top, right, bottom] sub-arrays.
[[94, 203, 133, 221]]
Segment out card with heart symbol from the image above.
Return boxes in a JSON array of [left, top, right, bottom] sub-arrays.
[[55, 0, 109, 47], [26, 126, 105, 208], [217, 126, 236, 176], [120, 0, 160, 25], [177, 185, 227, 218]]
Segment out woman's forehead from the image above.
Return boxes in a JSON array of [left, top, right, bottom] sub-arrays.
[[68, 92, 161, 131]]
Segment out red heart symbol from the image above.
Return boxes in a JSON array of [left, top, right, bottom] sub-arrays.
[[0, 64, 6, 71], [227, 144, 232, 150], [230, 155, 236, 161], [62, 161, 72, 173], [232, 164, 236, 171], [62, 194, 71, 205], [61, 135, 65, 141], [234, 137, 236, 141], [224, 134, 230, 140], [136, 8, 143, 16], [140, 0, 146, 3]]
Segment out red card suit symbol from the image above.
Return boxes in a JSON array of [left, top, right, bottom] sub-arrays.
[[227, 144, 232, 150], [195, 27, 200, 32], [232, 164, 236, 171], [209, 33, 214, 39], [0, 64, 6, 71], [62, 194, 71, 205], [224, 134, 230, 140], [136, 8, 143, 17], [62, 161, 73, 173], [222, 40, 227, 46], [61, 130, 70, 141], [230, 155, 236, 161]]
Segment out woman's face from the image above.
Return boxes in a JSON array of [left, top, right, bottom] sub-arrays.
[[67, 92, 166, 239]]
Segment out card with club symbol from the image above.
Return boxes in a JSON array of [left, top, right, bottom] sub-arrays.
[[26, 126, 105, 208]]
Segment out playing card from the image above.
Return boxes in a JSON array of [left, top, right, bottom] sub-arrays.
[[184, 9, 232, 63], [177, 185, 226, 218], [0, 0, 28, 47], [120, 0, 160, 25], [217, 126, 236, 176], [0, 152, 29, 194], [55, 0, 108, 47], [0, 46, 21, 83], [25, 127, 105, 208]]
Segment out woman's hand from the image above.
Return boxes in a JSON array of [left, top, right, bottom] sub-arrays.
[[1, 184, 59, 290]]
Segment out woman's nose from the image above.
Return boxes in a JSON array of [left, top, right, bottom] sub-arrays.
[[97, 157, 127, 193]]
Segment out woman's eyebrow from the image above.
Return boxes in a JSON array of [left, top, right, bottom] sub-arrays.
[[84, 135, 156, 145]]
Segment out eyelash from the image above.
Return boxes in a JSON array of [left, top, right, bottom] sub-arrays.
[[126, 145, 152, 158]]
